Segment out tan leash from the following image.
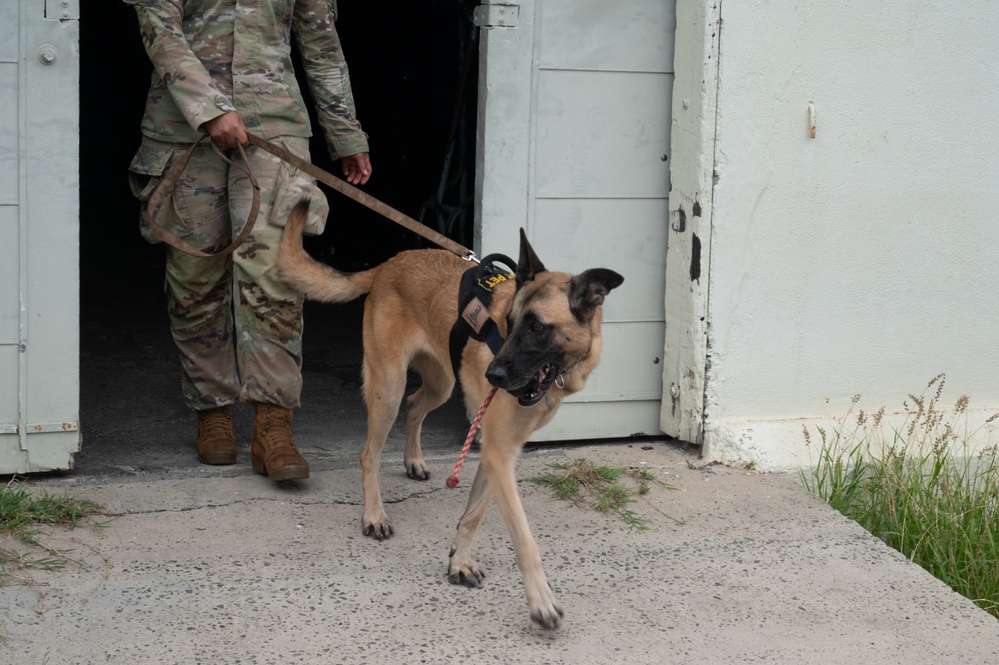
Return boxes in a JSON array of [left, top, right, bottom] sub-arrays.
[[247, 133, 477, 261], [145, 132, 478, 262]]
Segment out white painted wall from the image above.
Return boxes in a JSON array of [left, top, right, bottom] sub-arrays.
[[700, 1, 999, 468]]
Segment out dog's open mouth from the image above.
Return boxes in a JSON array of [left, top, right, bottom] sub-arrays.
[[507, 363, 560, 406]]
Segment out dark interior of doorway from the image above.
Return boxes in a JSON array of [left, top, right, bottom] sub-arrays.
[[77, 2, 478, 479]]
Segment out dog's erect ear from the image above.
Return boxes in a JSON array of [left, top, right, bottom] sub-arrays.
[[516, 228, 547, 287], [568, 269, 624, 318]]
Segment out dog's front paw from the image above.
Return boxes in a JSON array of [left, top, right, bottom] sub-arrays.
[[405, 459, 431, 481], [527, 586, 564, 630], [362, 514, 394, 540], [447, 557, 486, 588], [529, 600, 564, 630]]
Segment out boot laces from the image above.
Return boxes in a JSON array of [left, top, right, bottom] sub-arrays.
[[261, 406, 295, 447], [199, 410, 232, 436]]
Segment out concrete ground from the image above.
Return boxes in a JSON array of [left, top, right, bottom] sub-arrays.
[[6, 440, 999, 664], [3, 277, 998, 663]]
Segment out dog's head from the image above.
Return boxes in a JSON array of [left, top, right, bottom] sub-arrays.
[[485, 229, 624, 406]]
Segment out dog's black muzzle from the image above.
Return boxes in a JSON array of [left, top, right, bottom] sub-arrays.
[[486, 360, 561, 407]]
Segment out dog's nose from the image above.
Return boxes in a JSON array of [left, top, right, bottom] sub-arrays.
[[485, 361, 508, 388]]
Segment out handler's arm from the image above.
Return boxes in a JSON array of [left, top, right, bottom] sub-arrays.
[[129, 1, 238, 135], [292, 0, 370, 165]]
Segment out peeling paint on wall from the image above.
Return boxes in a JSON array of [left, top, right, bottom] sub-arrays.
[[690, 233, 701, 282]]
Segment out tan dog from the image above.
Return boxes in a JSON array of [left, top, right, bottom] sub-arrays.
[[278, 201, 623, 629]]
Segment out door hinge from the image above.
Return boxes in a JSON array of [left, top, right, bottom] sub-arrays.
[[45, 0, 79, 20], [473, 4, 520, 28]]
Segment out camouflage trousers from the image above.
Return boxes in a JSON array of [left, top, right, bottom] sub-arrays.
[[128, 135, 329, 410]]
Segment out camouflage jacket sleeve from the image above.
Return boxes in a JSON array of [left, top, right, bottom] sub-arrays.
[[293, 0, 370, 160], [130, 1, 237, 134]]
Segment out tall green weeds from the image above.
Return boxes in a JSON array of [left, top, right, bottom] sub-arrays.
[[800, 374, 999, 618]]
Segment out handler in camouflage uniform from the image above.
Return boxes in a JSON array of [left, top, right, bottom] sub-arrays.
[[125, 0, 371, 481]]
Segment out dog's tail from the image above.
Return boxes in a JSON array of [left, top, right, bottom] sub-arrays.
[[277, 199, 376, 304]]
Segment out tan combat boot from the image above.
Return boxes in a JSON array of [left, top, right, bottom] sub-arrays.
[[250, 403, 310, 481], [196, 405, 237, 465]]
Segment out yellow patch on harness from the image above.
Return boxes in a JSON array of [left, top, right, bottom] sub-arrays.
[[478, 272, 512, 291]]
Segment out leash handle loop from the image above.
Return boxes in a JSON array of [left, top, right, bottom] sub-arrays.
[[144, 135, 261, 258]]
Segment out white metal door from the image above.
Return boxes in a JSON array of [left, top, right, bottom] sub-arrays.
[[0, 0, 81, 473], [475, 0, 675, 440]]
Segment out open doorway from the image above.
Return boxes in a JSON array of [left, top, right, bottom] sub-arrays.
[[77, 1, 479, 478]]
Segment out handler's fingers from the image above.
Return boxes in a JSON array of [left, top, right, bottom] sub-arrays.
[[342, 153, 372, 186], [203, 112, 249, 148]]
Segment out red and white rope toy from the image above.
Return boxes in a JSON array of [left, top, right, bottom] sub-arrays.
[[446, 386, 498, 489]]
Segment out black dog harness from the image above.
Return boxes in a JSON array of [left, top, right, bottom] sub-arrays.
[[448, 254, 516, 382]]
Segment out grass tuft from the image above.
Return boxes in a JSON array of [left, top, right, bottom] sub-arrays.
[[1, 476, 102, 585], [527, 458, 675, 531], [800, 374, 999, 619]]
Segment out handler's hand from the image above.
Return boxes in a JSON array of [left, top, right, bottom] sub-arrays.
[[203, 112, 249, 149], [341, 152, 372, 186]]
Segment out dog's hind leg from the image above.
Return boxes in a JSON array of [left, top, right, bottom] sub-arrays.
[[359, 353, 408, 540], [403, 354, 454, 480], [447, 463, 491, 587], [479, 428, 564, 629]]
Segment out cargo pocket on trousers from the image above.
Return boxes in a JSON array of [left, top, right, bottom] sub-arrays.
[[268, 152, 330, 237], [128, 145, 177, 244]]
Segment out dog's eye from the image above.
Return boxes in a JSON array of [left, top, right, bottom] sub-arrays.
[[529, 321, 545, 333]]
